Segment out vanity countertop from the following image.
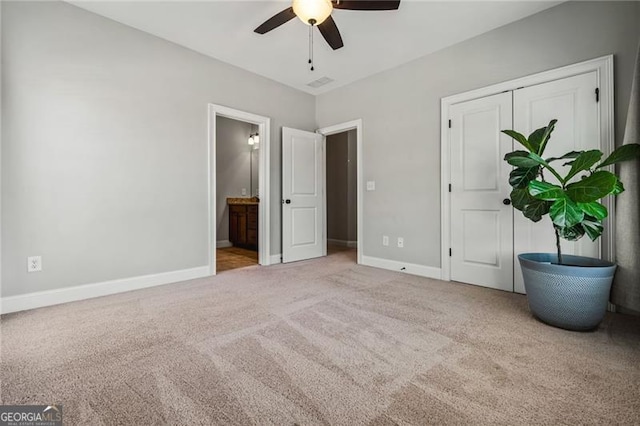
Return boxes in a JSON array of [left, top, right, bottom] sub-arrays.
[[227, 197, 259, 206]]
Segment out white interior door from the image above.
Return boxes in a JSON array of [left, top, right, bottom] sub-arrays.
[[282, 127, 325, 263], [450, 92, 514, 291], [513, 72, 600, 293]]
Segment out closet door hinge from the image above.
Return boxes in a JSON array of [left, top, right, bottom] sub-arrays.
[[448, 184, 452, 192], [448, 119, 452, 128], [595, 88, 600, 103]]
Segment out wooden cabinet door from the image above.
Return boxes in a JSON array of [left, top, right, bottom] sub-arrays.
[[229, 205, 247, 245], [229, 211, 239, 244], [247, 206, 258, 248], [236, 213, 247, 245]]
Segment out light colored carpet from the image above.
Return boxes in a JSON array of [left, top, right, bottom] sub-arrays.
[[1, 250, 639, 425]]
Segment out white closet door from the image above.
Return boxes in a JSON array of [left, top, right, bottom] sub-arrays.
[[450, 92, 514, 291], [513, 71, 600, 294]]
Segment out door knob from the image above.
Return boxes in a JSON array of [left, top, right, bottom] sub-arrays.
[[503, 198, 511, 205], [285, 199, 291, 204]]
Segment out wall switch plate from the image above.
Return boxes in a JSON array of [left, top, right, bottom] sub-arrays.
[[382, 235, 389, 246], [27, 256, 42, 272], [397, 237, 404, 248], [366, 181, 376, 191], [241, 188, 247, 196]]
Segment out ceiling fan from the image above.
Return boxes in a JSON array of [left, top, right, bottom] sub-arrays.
[[254, 0, 401, 51]]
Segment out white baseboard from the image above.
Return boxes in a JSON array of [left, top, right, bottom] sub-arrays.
[[0, 266, 210, 315], [328, 239, 357, 248], [361, 255, 441, 280], [216, 240, 232, 248], [270, 253, 282, 264]]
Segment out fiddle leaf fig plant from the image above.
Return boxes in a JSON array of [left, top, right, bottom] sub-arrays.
[[502, 119, 640, 264]]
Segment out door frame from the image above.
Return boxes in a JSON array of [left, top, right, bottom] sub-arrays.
[[317, 119, 364, 265], [440, 55, 614, 282], [208, 103, 271, 275]]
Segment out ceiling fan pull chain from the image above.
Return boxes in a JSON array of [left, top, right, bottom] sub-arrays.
[[308, 25, 315, 71]]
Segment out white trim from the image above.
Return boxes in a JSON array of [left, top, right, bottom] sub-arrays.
[[440, 55, 615, 282], [0, 266, 210, 314], [327, 238, 358, 248], [216, 240, 232, 248], [362, 255, 441, 280], [208, 104, 271, 277], [600, 57, 616, 263], [317, 119, 364, 265], [440, 99, 451, 281], [270, 254, 282, 264], [322, 134, 328, 257]]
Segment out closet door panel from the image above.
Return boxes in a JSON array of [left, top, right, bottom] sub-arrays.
[[450, 92, 514, 292], [513, 72, 600, 294]]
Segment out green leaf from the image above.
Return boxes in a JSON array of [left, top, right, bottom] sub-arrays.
[[577, 201, 608, 220], [510, 187, 534, 211], [527, 128, 544, 154], [527, 153, 564, 183], [522, 199, 550, 222], [546, 151, 582, 163], [612, 178, 625, 195], [582, 217, 604, 241], [505, 151, 540, 168], [502, 130, 534, 152], [597, 144, 640, 169], [528, 119, 557, 155], [565, 170, 617, 202], [528, 180, 565, 201], [509, 167, 539, 189], [557, 224, 585, 241], [549, 197, 584, 228], [564, 150, 603, 183]]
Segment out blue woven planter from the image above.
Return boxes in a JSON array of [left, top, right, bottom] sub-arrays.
[[518, 253, 616, 331]]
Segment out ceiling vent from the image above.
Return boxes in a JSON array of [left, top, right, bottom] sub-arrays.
[[307, 76, 334, 88]]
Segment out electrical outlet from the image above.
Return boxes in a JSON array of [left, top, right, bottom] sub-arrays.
[[27, 256, 42, 272], [241, 188, 247, 196], [397, 237, 404, 248], [366, 181, 376, 191], [382, 235, 389, 246]]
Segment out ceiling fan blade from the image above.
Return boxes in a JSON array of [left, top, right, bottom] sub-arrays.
[[333, 0, 400, 11], [317, 15, 344, 50], [254, 7, 297, 34]]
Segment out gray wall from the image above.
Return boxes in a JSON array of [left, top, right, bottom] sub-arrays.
[[216, 116, 254, 243], [1, 1, 315, 297], [316, 1, 640, 268], [326, 130, 357, 243]]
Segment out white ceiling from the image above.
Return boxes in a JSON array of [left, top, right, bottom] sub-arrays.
[[69, 1, 561, 95]]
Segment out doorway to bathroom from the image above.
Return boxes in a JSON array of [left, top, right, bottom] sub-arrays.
[[216, 116, 259, 272], [208, 104, 271, 275]]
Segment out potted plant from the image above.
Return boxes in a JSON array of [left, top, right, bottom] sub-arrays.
[[502, 119, 640, 331]]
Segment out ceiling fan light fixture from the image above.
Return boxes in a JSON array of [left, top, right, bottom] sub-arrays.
[[292, 0, 333, 26]]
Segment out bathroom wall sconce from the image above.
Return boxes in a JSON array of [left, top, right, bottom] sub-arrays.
[[248, 133, 260, 149]]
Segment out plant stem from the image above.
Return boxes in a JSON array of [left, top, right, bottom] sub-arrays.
[[554, 226, 563, 265]]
